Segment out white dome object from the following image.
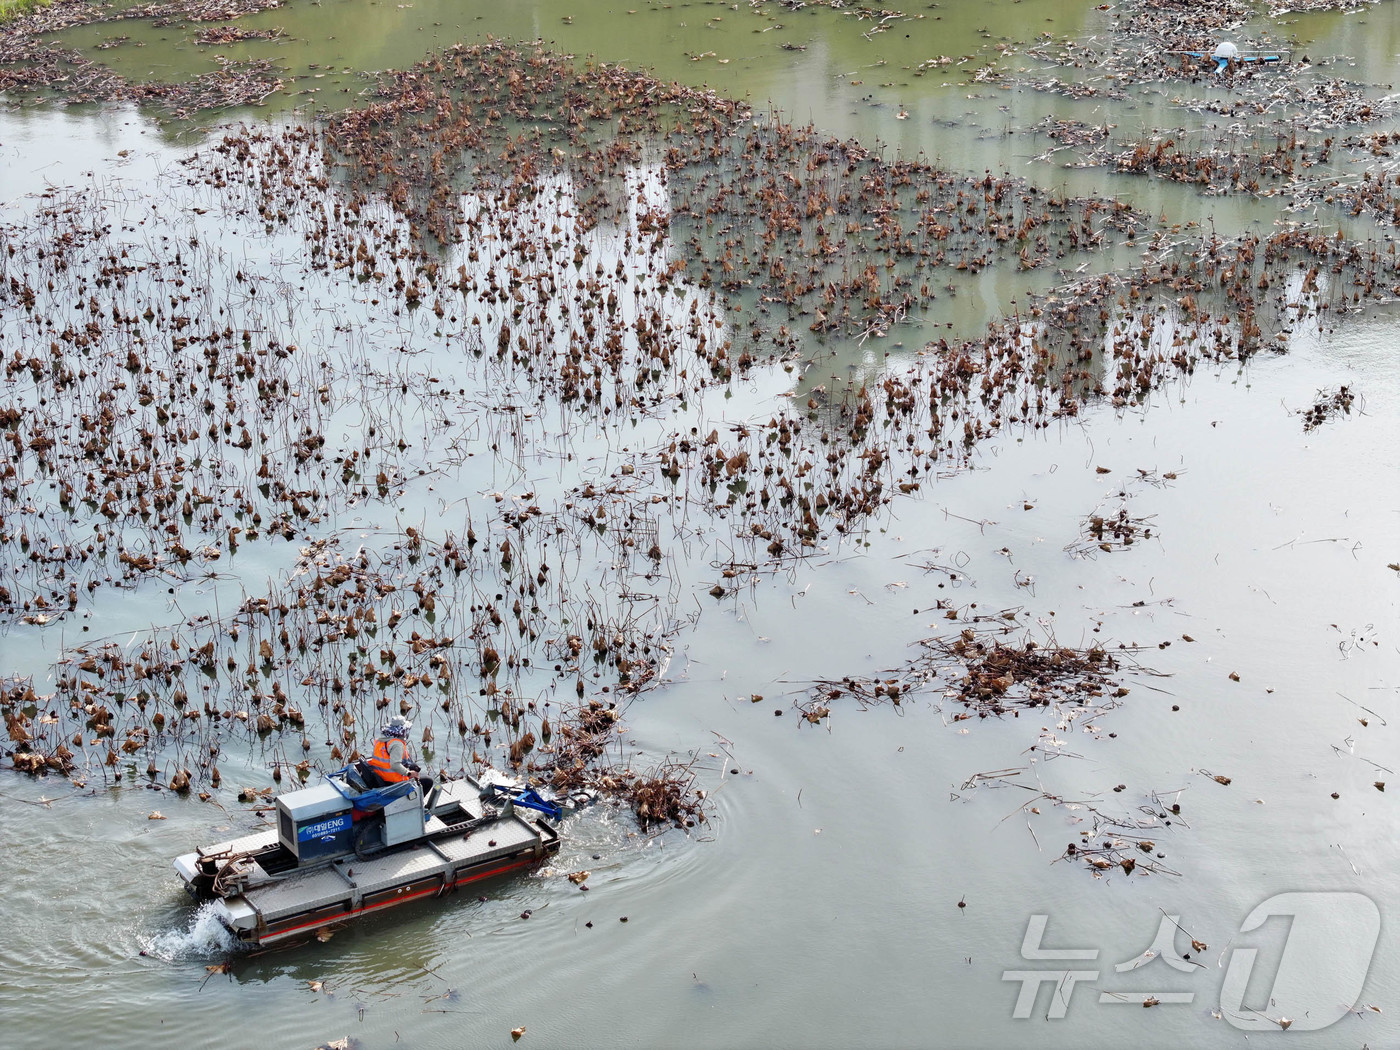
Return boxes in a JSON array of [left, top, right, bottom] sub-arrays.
[[1212, 41, 1240, 61]]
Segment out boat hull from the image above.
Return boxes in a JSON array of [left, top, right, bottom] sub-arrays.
[[229, 849, 546, 946]]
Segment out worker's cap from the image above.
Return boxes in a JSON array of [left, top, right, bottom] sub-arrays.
[[382, 714, 413, 738]]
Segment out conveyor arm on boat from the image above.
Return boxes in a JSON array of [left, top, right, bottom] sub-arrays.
[[1178, 50, 1284, 74], [483, 784, 564, 821]]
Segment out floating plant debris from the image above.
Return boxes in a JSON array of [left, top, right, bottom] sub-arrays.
[[958, 768, 1185, 878], [1069, 503, 1155, 556], [3, 37, 1399, 860], [193, 25, 285, 45], [1299, 384, 1356, 430], [802, 626, 1143, 721]]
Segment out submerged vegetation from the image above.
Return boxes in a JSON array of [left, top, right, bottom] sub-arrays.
[[2, 4, 1397, 867], [5, 38, 1400, 846], [0, 0, 285, 111]]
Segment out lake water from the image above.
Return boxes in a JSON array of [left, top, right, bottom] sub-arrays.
[[2, 2, 1398, 1048]]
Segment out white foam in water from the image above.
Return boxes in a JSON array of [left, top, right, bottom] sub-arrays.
[[146, 902, 241, 960]]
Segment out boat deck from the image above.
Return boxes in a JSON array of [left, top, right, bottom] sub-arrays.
[[197, 827, 279, 858]]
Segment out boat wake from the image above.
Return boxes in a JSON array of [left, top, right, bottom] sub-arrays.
[[146, 902, 241, 960]]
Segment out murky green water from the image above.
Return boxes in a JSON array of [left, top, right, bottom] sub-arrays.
[[3, 2, 1399, 1049]]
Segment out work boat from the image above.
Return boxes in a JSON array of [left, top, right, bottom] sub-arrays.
[[174, 766, 564, 946]]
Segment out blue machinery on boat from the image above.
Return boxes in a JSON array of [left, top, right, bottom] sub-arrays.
[[1191, 51, 1286, 74], [326, 764, 419, 812], [1174, 43, 1291, 74], [483, 782, 566, 821]]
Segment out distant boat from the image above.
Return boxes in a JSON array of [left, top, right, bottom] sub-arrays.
[[1176, 42, 1289, 74]]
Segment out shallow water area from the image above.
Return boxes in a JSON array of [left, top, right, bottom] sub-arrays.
[[29, 0, 1399, 227], [2, 283, 1395, 1048], [3, 3, 1400, 1049]]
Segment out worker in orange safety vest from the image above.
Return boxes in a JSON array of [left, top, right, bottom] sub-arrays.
[[366, 714, 433, 797]]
